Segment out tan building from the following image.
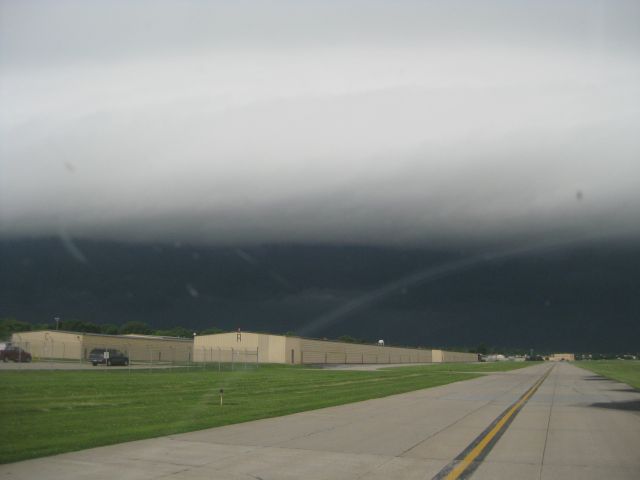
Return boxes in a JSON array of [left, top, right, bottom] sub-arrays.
[[11, 330, 193, 363], [549, 353, 575, 362], [432, 349, 480, 363], [194, 331, 477, 365]]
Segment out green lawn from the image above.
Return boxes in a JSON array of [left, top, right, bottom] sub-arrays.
[[0, 362, 533, 464], [575, 360, 640, 389]]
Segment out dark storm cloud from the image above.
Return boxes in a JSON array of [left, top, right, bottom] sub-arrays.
[[1, 1, 639, 247]]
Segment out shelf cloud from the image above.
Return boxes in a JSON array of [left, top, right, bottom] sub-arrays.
[[2, 0, 639, 247]]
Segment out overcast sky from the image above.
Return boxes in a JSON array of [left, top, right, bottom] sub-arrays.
[[1, 0, 639, 247]]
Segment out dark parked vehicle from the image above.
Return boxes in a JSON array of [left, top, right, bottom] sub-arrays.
[[89, 348, 129, 366], [0, 346, 32, 363]]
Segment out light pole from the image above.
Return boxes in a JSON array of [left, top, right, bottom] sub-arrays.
[[193, 332, 197, 365], [44, 332, 53, 362]]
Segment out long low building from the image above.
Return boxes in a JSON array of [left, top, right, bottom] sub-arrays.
[[11, 330, 193, 363], [549, 353, 575, 362], [193, 331, 477, 364]]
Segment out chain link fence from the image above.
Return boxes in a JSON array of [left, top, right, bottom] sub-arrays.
[[193, 346, 259, 371], [300, 349, 433, 365], [3, 337, 258, 371]]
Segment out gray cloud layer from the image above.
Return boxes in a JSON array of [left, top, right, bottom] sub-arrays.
[[1, 1, 639, 246]]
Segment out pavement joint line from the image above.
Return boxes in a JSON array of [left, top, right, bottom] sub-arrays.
[[398, 372, 537, 458], [353, 454, 399, 480], [538, 363, 559, 480], [397, 405, 487, 458], [431, 366, 554, 480], [155, 467, 192, 479]]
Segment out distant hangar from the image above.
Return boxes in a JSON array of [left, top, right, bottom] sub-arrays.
[[11, 329, 478, 365], [11, 330, 193, 363], [194, 331, 477, 364]]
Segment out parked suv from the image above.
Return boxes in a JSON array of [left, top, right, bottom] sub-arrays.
[[89, 348, 129, 366], [0, 346, 32, 362]]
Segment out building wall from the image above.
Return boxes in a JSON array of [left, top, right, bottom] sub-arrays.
[[15, 330, 476, 365], [549, 353, 575, 362], [297, 338, 433, 365], [12, 331, 192, 362], [195, 332, 446, 364], [440, 350, 478, 363], [82, 334, 192, 363], [193, 332, 263, 363], [285, 336, 303, 364], [11, 331, 82, 360]]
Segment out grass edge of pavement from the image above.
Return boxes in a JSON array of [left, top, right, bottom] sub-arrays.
[[574, 360, 640, 390], [0, 362, 535, 464]]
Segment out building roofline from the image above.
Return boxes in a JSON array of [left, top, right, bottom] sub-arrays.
[[196, 330, 435, 351], [17, 330, 192, 343]]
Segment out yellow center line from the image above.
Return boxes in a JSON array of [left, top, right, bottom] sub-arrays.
[[442, 368, 552, 480]]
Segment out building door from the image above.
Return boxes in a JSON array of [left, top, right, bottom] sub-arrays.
[[291, 349, 295, 364]]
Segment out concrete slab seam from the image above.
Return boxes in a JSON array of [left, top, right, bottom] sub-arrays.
[[399, 370, 541, 458], [432, 366, 554, 480]]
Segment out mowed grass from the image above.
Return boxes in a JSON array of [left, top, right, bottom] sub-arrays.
[[0, 362, 532, 464], [575, 360, 640, 389]]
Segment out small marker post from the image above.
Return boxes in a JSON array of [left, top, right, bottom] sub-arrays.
[[219, 388, 224, 406]]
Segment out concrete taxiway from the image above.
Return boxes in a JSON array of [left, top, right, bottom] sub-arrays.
[[2, 363, 639, 479]]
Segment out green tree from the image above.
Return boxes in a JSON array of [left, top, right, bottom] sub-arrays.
[[59, 319, 101, 333], [338, 335, 369, 344], [0, 318, 32, 340], [199, 326, 224, 335], [338, 335, 356, 343], [100, 324, 119, 335], [154, 327, 192, 338], [118, 321, 152, 335], [32, 323, 52, 331]]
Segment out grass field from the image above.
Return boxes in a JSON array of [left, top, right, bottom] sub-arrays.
[[575, 360, 640, 389], [0, 362, 532, 464]]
